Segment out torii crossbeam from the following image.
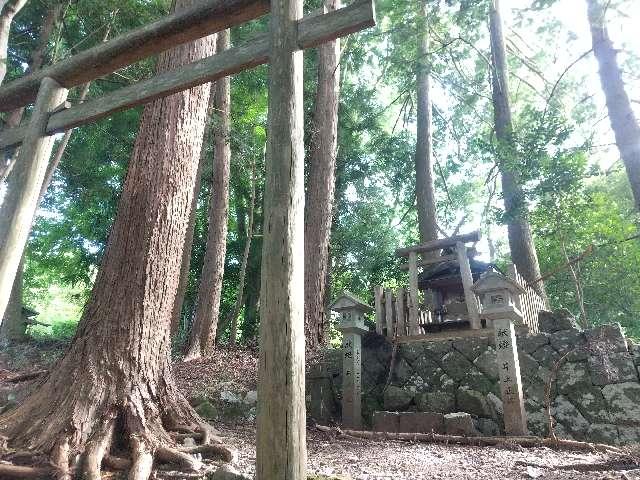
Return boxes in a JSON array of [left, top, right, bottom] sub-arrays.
[[0, 1, 375, 477]]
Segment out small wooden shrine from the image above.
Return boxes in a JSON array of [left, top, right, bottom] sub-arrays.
[[374, 231, 547, 341]]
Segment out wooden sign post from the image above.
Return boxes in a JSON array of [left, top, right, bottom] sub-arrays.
[[331, 292, 371, 429], [493, 318, 527, 435], [472, 272, 528, 436]]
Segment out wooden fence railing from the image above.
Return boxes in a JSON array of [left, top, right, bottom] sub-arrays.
[[373, 286, 430, 338], [373, 264, 547, 339], [506, 264, 547, 334]]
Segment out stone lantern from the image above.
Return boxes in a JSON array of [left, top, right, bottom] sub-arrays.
[[472, 272, 528, 436], [330, 292, 372, 429], [472, 271, 526, 325]]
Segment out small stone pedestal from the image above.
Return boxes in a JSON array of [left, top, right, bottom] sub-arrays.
[[330, 292, 372, 429], [473, 272, 528, 436]]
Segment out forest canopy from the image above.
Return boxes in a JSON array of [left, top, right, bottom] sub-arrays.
[[2, 0, 639, 343]]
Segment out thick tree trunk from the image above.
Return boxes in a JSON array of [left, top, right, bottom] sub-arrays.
[[489, 0, 546, 300], [256, 0, 306, 476], [414, 0, 438, 248], [0, 2, 232, 477], [587, 0, 640, 212], [0, 0, 28, 85], [184, 29, 232, 358], [304, 0, 340, 353]]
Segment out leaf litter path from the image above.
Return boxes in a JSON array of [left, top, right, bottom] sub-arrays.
[[1, 346, 638, 479], [218, 423, 638, 480]]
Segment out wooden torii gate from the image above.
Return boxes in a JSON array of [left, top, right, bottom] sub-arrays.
[[0, 0, 375, 478]]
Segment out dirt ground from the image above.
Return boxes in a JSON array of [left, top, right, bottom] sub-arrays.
[[2, 344, 640, 479], [216, 423, 640, 480]]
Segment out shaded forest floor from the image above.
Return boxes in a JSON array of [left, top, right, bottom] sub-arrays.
[[1, 342, 639, 479]]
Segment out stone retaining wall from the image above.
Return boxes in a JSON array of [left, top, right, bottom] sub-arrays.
[[311, 311, 640, 445]]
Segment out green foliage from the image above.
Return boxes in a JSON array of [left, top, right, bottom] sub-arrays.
[[5, 0, 640, 349]]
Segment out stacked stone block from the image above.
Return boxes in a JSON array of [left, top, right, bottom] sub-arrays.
[[311, 312, 640, 445]]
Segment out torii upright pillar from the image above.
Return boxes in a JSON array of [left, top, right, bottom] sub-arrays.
[[0, 78, 68, 320], [255, 0, 306, 478]]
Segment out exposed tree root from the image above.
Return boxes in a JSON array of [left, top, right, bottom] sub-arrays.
[[50, 438, 71, 480], [81, 416, 115, 480], [0, 462, 51, 479], [515, 459, 640, 472], [156, 445, 202, 471], [315, 425, 625, 455], [129, 437, 154, 480], [0, 402, 236, 480], [180, 443, 237, 463], [3, 370, 48, 384], [103, 455, 131, 470]]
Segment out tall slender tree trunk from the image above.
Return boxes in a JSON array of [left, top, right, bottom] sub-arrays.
[[304, 0, 340, 353], [414, 0, 438, 248], [229, 157, 256, 346], [489, 0, 546, 300], [0, 2, 233, 478], [587, 0, 640, 212], [184, 29, 232, 358], [0, 0, 28, 85]]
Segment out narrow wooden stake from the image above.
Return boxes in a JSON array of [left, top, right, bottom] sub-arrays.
[[456, 241, 481, 329], [374, 285, 384, 335], [494, 318, 528, 436], [408, 251, 419, 334], [0, 78, 68, 322], [384, 289, 394, 338], [255, 0, 306, 477], [395, 287, 406, 337]]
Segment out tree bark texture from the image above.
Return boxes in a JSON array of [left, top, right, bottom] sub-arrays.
[[587, 0, 640, 212], [256, 0, 307, 476], [414, 0, 438, 248], [489, 0, 546, 300], [0, 0, 28, 84], [0, 256, 27, 343], [184, 29, 232, 358], [304, 0, 340, 353], [0, 2, 229, 477], [170, 123, 208, 336]]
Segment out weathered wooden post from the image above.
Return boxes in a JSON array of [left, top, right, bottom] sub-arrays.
[[330, 292, 371, 429], [456, 241, 481, 329], [473, 272, 528, 436], [256, 0, 306, 477], [408, 251, 420, 334]]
